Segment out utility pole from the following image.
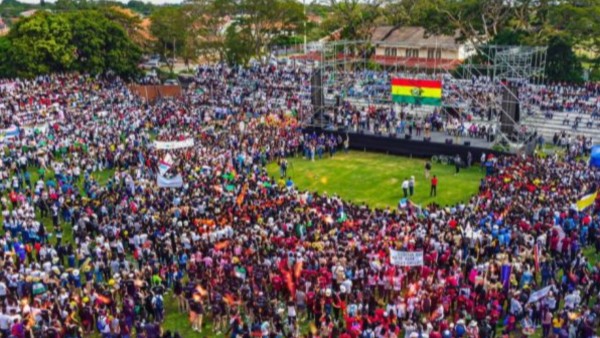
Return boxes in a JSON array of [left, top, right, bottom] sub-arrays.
[[303, 0, 307, 55], [173, 37, 176, 71]]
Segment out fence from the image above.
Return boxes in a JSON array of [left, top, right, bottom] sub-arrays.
[[129, 85, 182, 102]]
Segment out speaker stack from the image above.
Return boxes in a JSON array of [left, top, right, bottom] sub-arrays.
[[310, 69, 325, 125], [500, 80, 521, 135]]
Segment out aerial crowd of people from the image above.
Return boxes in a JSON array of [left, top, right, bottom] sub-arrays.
[[0, 65, 597, 338]]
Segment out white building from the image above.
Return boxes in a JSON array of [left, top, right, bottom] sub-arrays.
[[371, 26, 475, 70]]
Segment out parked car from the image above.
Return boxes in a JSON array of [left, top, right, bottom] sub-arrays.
[[164, 79, 179, 86], [141, 60, 161, 69]]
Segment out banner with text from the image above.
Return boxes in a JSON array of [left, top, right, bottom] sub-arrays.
[[389, 250, 424, 267], [0, 126, 19, 143], [527, 285, 552, 304], [157, 174, 183, 188], [154, 138, 194, 150]]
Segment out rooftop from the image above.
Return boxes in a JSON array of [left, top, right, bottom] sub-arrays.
[[372, 26, 461, 49]]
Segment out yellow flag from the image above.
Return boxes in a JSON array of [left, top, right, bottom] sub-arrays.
[[577, 192, 597, 211]]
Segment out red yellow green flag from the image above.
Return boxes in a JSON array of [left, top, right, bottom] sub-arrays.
[[391, 78, 442, 106]]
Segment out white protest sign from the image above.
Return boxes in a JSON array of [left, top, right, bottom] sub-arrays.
[[153, 138, 194, 150], [389, 249, 424, 267]]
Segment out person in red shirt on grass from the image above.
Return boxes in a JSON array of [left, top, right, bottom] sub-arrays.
[[430, 175, 438, 197]]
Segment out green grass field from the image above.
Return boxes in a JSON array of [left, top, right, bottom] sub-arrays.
[[267, 151, 483, 209]]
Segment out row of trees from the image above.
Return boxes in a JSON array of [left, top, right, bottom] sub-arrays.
[[147, 0, 600, 81], [0, 0, 311, 78], [0, 9, 142, 78], [0, 0, 598, 81], [322, 0, 600, 82], [149, 0, 309, 69]]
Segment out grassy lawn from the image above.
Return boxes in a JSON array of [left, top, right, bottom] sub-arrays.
[[267, 151, 483, 209]]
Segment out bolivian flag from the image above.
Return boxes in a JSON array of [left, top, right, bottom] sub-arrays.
[[391, 78, 442, 106]]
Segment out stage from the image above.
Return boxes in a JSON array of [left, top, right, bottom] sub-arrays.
[[305, 127, 506, 160]]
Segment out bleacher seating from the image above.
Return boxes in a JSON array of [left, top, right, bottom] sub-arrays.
[[524, 110, 600, 141]]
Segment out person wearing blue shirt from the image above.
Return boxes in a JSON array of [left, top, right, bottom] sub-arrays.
[[24, 171, 30, 188], [520, 269, 534, 287]]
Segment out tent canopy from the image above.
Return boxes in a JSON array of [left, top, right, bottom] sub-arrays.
[[591, 145, 600, 168]]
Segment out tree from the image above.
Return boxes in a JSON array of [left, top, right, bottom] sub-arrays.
[[54, 0, 93, 11], [100, 6, 149, 50], [126, 0, 155, 16], [545, 35, 583, 83], [150, 6, 189, 72], [223, 24, 254, 66], [7, 11, 75, 77], [66, 10, 142, 78], [0, 36, 13, 77], [1, 10, 141, 79], [234, 0, 306, 60], [422, 0, 513, 45], [327, 0, 385, 41], [381, 0, 432, 28], [547, 0, 600, 61], [189, 0, 229, 63]]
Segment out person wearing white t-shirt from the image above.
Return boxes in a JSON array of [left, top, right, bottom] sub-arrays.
[[0, 310, 10, 337], [0, 281, 6, 300], [401, 178, 409, 198]]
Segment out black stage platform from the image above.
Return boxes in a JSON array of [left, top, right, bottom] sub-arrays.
[[305, 127, 507, 160]]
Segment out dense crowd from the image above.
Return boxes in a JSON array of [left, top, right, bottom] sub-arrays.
[[0, 67, 597, 338]]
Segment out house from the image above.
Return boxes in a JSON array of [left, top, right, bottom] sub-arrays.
[[0, 18, 8, 36], [20, 9, 39, 18], [371, 26, 475, 70]]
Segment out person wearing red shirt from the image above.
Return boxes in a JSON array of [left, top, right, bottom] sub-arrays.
[[430, 175, 438, 197]]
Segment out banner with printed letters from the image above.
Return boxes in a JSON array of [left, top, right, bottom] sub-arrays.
[[389, 250, 423, 267], [153, 138, 194, 150]]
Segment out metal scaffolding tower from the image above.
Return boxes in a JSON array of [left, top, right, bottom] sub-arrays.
[[309, 40, 547, 150]]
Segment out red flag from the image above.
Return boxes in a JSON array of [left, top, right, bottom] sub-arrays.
[[95, 294, 111, 305], [236, 184, 247, 206], [283, 270, 296, 297], [214, 240, 230, 250], [534, 243, 540, 273], [223, 293, 240, 306]]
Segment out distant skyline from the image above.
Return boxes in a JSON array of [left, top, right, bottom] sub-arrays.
[[16, 0, 184, 4]]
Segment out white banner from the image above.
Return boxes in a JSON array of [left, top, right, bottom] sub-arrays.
[[154, 138, 194, 150], [527, 286, 552, 304], [157, 174, 183, 188], [0, 82, 16, 93], [389, 250, 423, 267]]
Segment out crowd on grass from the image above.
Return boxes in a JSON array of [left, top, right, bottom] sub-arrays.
[[0, 66, 597, 338]]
